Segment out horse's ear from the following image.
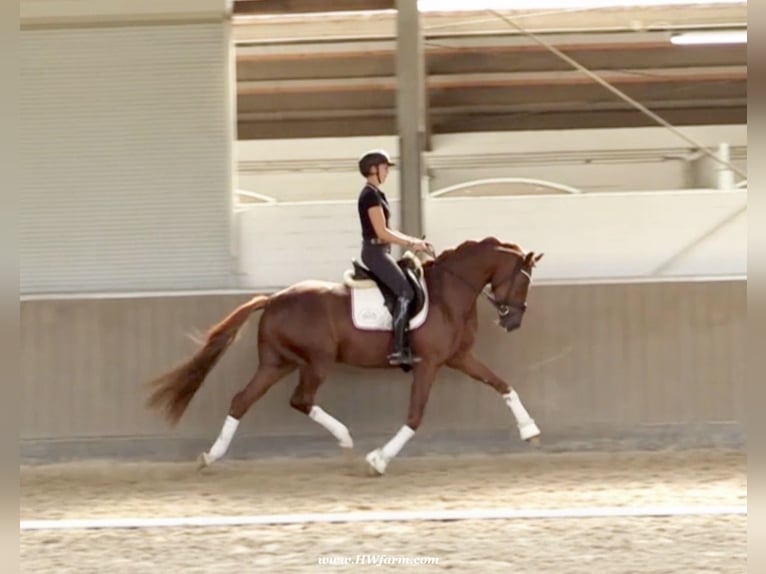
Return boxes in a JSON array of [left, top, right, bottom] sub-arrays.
[[523, 251, 544, 269]]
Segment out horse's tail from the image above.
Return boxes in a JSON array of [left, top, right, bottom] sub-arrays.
[[145, 294, 270, 426]]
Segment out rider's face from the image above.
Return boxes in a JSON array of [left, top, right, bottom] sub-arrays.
[[375, 163, 389, 183]]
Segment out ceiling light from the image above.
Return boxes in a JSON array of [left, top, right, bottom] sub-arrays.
[[670, 30, 747, 45]]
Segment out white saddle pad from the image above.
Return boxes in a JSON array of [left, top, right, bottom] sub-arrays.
[[348, 276, 429, 332]]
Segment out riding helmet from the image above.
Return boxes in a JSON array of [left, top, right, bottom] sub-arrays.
[[358, 149, 395, 176]]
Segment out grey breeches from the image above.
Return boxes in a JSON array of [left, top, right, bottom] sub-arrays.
[[361, 243, 414, 300]]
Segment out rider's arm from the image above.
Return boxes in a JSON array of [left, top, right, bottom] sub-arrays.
[[367, 206, 418, 248]]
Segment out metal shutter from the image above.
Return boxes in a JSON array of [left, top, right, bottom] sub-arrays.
[[20, 23, 234, 294]]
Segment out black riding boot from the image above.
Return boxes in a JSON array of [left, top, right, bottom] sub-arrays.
[[388, 295, 420, 366]]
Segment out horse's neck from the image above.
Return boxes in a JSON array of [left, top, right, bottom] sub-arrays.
[[457, 245, 498, 286], [430, 248, 497, 317]]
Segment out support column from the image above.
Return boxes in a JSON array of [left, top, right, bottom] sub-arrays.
[[690, 142, 736, 190], [395, 0, 427, 239]]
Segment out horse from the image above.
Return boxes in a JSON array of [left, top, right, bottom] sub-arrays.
[[145, 236, 544, 476]]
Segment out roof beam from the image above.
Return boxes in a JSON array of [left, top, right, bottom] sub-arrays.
[[233, 0, 394, 15], [236, 107, 746, 139], [237, 98, 747, 122], [235, 37, 745, 61], [236, 66, 746, 95]]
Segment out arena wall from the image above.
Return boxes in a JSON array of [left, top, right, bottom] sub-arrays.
[[20, 279, 744, 461]]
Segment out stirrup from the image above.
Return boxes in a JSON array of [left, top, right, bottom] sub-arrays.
[[387, 349, 421, 366]]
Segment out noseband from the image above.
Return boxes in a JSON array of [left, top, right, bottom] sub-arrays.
[[486, 269, 530, 316], [491, 296, 525, 317]]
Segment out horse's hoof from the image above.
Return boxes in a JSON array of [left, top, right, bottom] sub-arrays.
[[338, 434, 354, 450], [365, 449, 388, 476], [196, 452, 211, 471], [526, 435, 542, 448]]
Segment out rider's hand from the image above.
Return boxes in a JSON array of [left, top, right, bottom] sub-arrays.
[[410, 239, 435, 256]]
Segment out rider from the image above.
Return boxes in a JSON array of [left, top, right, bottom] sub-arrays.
[[357, 149, 431, 367]]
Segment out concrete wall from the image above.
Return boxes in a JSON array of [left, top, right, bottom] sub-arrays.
[[21, 279, 745, 461]]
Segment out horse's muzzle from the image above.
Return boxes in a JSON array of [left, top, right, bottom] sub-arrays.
[[497, 312, 523, 332]]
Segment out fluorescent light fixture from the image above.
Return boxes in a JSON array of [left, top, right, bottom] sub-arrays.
[[670, 30, 747, 45], [417, 0, 745, 11]]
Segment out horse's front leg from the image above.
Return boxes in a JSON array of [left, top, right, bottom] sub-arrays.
[[448, 353, 541, 443], [366, 361, 439, 476]]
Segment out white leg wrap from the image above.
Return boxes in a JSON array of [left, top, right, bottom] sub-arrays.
[[309, 405, 353, 448], [366, 425, 416, 476], [503, 390, 540, 440], [206, 415, 240, 463], [381, 425, 416, 460]]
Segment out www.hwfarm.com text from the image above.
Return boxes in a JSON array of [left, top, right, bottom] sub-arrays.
[[318, 555, 440, 566]]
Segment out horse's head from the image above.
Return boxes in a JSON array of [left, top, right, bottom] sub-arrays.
[[489, 248, 544, 332]]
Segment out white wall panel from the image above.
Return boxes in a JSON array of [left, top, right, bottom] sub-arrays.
[[236, 201, 401, 288], [427, 125, 747, 157], [425, 189, 746, 280], [237, 173, 400, 203], [21, 20, 234, 293], [429, 162, 691, 194], [236, 189, 745, 288]]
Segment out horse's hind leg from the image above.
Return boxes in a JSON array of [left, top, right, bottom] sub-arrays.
[[290, 363, 353, 451], [198, 362, 295, 468], [447, 352, 540, 443]]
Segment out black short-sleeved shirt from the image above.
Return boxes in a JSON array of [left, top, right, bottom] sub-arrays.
[[358, 183, 390, 240]]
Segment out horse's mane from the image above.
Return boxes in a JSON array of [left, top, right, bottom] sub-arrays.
[[427, 236, 524, 267]]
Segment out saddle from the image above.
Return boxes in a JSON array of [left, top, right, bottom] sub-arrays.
[[343, 251, 428, 326]]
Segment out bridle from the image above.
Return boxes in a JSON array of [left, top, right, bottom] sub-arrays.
[[486, 267, 531, 317], [436, 260, 530, 317]]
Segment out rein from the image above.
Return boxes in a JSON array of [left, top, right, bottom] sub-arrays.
[[432, 260, 527, 317]]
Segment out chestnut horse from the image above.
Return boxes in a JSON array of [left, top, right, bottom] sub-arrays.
[[145, 236, 544, 475]]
